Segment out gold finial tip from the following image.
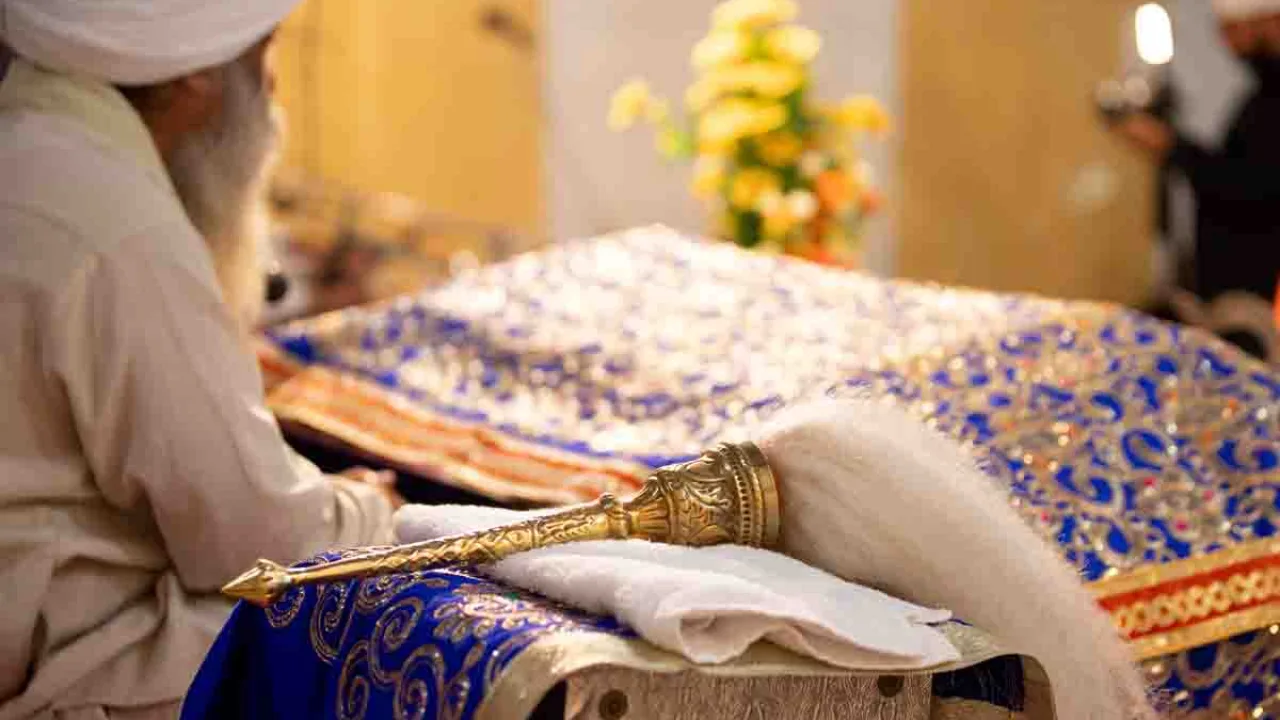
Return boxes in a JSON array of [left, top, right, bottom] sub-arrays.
[[221, 559, 291, 607]]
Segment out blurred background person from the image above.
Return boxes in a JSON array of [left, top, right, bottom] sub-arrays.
[[1110, 0, 1280, 358]]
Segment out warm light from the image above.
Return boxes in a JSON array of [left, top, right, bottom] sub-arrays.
[[1135, 3, 1175, 66]]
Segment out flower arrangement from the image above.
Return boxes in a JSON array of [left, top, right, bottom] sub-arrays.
[[608, 0, 890, 267]]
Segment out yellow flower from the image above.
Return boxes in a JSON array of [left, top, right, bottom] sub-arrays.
[[698, 99, 788, 151], [686, 77, 721, 112], [763, 213, 796, 240], [764, 25, 822, 64], [712, 0, 798, 30], [692, 30, 748, 70], [756, 131, 804, 166], [691, 156, 726, 199], [785, 189, 818, 221], [609, 79, 654, 131], [729, 167, 781, 210], [707, 62, 805, 99], [743, 103, 789, 134], [757, 189, 817, 239], [758, 190, 795, 239], [687, 62, 801, 113], [647, 98, 672, 124], [830, 95, 891, 134], [799, 150, 829, 178], [757, 189, 785, 214]]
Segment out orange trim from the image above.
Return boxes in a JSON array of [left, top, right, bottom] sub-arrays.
[[255, 340, 304, 391], [281, 373, 647, 483], [285, 385, 642, 491], [266, 367, 649, 499]]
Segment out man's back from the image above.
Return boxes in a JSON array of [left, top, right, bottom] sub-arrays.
[[0, 60, 393, 718]]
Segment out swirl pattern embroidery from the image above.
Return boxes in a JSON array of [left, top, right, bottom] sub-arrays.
[[263, 564, 632, 720]]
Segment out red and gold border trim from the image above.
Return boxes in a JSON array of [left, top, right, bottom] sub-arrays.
[[1092, 540, 1280, 659]]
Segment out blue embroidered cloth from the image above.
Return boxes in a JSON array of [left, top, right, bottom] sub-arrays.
[[184, 564, 1027, 720], [182, 566, 633, 720], [216, 227, 1280, 718]]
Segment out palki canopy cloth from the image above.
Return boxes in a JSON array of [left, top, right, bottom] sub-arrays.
[[216, 226, 1277, 718]]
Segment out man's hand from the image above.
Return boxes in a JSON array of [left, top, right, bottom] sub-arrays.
[[339, 467, 406, 511], [1111, 113, 1174, 158]]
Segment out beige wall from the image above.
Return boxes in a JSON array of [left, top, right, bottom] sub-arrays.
[[898, 1, 1156, 304]]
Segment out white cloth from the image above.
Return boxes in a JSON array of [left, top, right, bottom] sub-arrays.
[[0, 58, 393, 718], [0, 0, 301, 85], [1212, 0, 1280, 20], [395, 505, 960, 671]]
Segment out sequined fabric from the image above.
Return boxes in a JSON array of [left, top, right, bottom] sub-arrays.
[[257, 226, 1280, 716]]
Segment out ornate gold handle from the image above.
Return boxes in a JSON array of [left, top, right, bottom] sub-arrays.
[[223, 441, 780, 607]]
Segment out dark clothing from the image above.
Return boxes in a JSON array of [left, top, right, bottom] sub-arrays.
[[1168, 57, 1280, 302]]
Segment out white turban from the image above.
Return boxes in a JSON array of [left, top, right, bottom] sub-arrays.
[[1213, 0, 1280, 20], [0, 0, 302, 86]]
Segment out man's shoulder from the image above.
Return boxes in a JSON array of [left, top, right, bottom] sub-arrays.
[[0, 111, 192, 254], [0, 112, 209, 290]]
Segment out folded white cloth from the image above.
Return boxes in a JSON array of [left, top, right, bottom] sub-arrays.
[[394, 505, 960, 670]]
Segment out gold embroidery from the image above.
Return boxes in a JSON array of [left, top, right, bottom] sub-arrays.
[[337, 639, 373, 720], [1092, 540, 1280, 597], [1089, 541, 1280, 659], [1130, 604, 1280, 660], [1145, 629, 1280, 718], [1111, 571, 1280, 639], [333, 583, 560, 720], [369, 598, 426, 685], [358, 574, 450, 614], [264, 585, 306, 629], [312, 581, 355, 664]]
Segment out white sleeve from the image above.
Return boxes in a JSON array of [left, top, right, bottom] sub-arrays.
[[50, 233, 394, 592]]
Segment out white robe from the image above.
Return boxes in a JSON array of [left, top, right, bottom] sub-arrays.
[[0, 59, 394, 718]]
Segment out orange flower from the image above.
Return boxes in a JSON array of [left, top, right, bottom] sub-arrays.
[[814, 169, 856, 214], [859, 187, 884, 215], [793, 238, 835, 266]]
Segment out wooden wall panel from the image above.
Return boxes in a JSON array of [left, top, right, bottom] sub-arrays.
[[899, 0, 1155, 304], [272, 0, 542, 234]]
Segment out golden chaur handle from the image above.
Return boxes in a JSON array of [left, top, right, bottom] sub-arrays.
[[222, 441, 780, 607]]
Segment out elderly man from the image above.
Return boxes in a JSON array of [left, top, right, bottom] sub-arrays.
[[0, 2, 400, 718]]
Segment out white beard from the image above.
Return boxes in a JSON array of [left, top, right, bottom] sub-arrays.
[[166, 61, 282, 333]]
